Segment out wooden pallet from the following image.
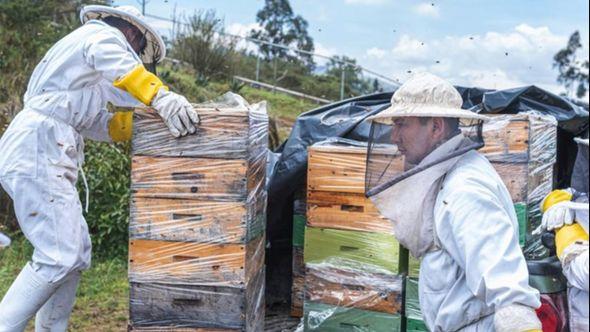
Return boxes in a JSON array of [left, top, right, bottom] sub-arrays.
[[305, 264, 403, 314], [129, 235, 265, 286], [129, 268, 265, 331]]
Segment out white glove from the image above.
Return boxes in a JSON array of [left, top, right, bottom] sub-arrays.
[[533, 201, 588, 235], [152, 88, 200, 137], [494, 304, 542, 332]]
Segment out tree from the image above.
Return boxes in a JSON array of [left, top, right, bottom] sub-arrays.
[[326, 55, 372, 97], [249, 0, 315, 68], [170, 10, 238, 84], [553, 31, 589, 99]]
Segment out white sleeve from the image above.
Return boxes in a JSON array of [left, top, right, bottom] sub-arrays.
[[83, 28, 141, 82], [439, 183, 541, 309], [563, 248, 589, 292], [79, 110, 113, 142]]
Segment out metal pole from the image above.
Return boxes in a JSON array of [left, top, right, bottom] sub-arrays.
[[141, 0, 146, 15], [273, 57, 277, 93], [255, 55, 261, 82], [340, 66, 346, 100]]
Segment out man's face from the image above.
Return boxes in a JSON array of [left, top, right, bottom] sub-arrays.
[[123, 26, 147, 56], [391, 117, 443, 167]]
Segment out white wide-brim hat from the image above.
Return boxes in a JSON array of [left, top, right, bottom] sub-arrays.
[[80, 5, 166, 64], [369, 72, 489, 124]]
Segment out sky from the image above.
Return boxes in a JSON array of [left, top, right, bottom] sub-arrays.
[[113, 0, 590, 100]]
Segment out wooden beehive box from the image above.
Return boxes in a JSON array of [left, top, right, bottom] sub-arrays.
[[305, 264, 403, 314], [307, 145, 399, 234], [303, 302, 402, 331], [128, 235, 265, 286], [129, 269, 265, 331]]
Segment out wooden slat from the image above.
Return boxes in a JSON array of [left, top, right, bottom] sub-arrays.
[[307, 191, 392, 234], [305, 265, 403, 314], [129, 269, 265, 331], [131, 156, 248, 201], [490, 162, 528, 203], [130, 198, 265, 243], [128, 235, 265, 286], [290, 275, 304, 318]]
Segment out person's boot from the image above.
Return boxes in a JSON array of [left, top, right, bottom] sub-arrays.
[[35, 271, 81, 332], [0, 262, 59, 332]]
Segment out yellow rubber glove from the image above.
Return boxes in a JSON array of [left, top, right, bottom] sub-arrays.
[[108, 110, 134, 142], [541, 189, 573, 213], [555, 223, 589, 259], [113, 64, 168, 105]]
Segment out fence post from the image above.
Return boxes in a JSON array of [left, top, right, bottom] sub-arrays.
[[255, 55, 261, 82], [340, 66, 346, 100]]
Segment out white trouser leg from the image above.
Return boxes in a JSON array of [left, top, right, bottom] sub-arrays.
[[0, 263, 59, 332], [34, 271, 81, 332]]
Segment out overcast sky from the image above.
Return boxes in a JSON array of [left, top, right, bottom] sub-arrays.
[[114, 0, 589, 100]]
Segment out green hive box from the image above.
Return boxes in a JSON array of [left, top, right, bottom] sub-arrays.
[[304, 301, 402, 331], [293, 214, 306, 247], [405, 277, 428, 332], [304, 227, 400, 274]]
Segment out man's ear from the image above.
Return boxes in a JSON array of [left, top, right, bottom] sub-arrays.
[[431, 117, 445, 138]]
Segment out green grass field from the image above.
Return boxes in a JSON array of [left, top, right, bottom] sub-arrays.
[[0, 237, 128, 331]]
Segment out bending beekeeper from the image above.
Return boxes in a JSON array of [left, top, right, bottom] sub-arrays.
[[538, 135, 588, 332], [0, 5, 199, 331], [364, 72, 542, 332]]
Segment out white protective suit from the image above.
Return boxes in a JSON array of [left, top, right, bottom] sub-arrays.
[[418, 149, 541, 331], [0, 19, 141, 330]]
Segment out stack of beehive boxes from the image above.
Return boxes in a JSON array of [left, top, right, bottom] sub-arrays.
[[405, 112, 557, 331], [127, 93, 268, 331], [303, 142, 407, 331], [481, 112, 556, 250]]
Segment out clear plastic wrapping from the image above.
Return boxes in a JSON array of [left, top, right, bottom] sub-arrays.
[[128, 92, 268, 331], [479, 112, 557, 258], [302, 141, 404, 331]]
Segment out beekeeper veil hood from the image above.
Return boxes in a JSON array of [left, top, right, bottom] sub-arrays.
[[364, 72, 489, 257], [80, 5, 166, 71]]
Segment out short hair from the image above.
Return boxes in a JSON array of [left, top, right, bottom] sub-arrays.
[[418, 117, 460, 137]]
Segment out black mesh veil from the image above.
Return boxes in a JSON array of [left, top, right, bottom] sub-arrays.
[[365, 117, 485, 198]]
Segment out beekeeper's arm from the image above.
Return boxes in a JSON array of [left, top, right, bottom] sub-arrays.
[[83, 29, 199, 139], [439, 183, 542, 332], [542, 190, 590, 292]]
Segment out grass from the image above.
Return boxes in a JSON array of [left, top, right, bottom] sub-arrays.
[[0, 236, 128, 332]]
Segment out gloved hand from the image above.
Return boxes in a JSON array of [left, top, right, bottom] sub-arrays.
[[152, 88, 200, 137], [540, 200, 578, 232]]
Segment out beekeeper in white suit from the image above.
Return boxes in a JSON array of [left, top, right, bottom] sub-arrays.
[[0, 5, 199, 331], [539, 135, 589, 332], [364, 72, 542, 331]]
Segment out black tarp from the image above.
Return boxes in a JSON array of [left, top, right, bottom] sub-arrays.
[[266, 85, 589, 247]]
